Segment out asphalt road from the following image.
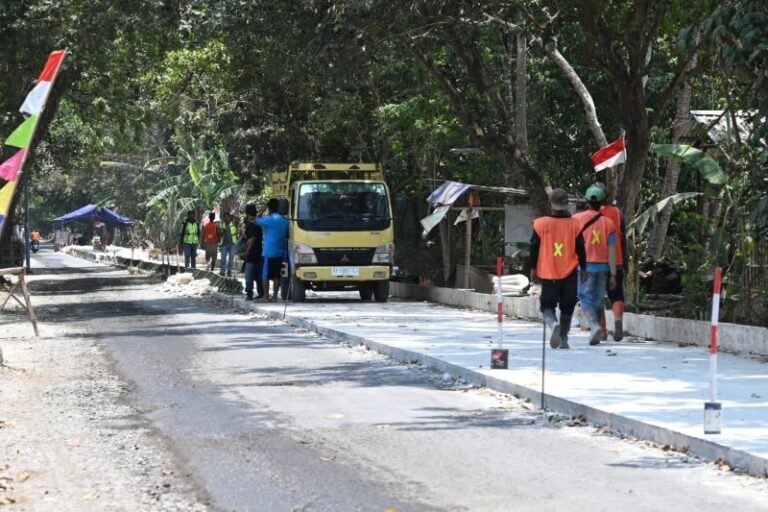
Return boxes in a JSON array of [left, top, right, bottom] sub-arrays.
[[26, 249, 768, 511]]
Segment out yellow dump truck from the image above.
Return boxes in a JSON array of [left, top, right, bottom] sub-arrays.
[[273, 163, 395, 302]]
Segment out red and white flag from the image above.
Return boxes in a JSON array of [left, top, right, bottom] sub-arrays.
[[591, 138, 626, 172], [19, 49, 65, 116]]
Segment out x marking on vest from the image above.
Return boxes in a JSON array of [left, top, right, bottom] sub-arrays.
[[553, 242, 564, 257], [591, 229, 601, 244]]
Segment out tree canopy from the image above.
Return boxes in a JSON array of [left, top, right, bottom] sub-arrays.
[[1, 0, 766, 323]]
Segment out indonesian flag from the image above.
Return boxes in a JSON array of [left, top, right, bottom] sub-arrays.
[[19, 49, 65, 116], [591, 138, 626, 172], [0, 149, 25, 181]]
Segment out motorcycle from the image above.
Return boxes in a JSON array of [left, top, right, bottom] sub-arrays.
[[31, 239, 40, 253]]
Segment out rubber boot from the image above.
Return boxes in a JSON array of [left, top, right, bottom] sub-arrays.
[[543, 308, 561, 349], [598, 309, 608, 341], [613, 301, 625, 341], [587, 308, 602, 346], [558, 313, 572, 349]]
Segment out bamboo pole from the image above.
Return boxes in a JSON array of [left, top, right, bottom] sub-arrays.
[[1, 49, 68, 244], [464, 193, 473, 289]]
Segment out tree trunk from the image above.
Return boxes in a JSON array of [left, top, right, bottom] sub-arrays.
[[616, 80, 651, 222], [438, 213, 452, 284], [515, 32, 528, 154], [646, 73, 695, 261], [544, 41, 608, 148]]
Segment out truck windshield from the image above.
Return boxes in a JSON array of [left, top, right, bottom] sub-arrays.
[[297, 182, 390, 231]]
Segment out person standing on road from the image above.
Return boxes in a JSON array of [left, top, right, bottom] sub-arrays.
[[574, 185, 617, 346], [218, 212, 238, 277], [243, 203, 265, 301], [179, 210, 200, 270], [530, 188, 587, 349], [202, 211, 220, 272], [256, 198, 289, 302]]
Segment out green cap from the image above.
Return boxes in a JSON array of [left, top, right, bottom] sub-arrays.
[[585, 184, 606, 202]]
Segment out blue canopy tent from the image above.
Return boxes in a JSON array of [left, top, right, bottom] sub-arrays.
[[53, 204, 135, 228]]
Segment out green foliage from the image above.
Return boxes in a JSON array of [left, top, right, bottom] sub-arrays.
[[651, 144, 728, 185]]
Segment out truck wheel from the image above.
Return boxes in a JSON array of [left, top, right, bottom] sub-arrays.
[[291, 278, 306, 302], [373, 280, 390, 303], [359, 283, 373, 301]]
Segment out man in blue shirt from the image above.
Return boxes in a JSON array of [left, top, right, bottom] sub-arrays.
[[256, 198, 289, 301]]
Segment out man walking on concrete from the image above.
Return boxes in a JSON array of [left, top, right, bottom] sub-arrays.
[[597, 183, 628, 341], [218, 212, 238, 277], [202, 211, 219, 272], [530, 188, 587, 349], [256, 198, 289, 301], [179, 210, 200, 270], [574, 185, 618, 346]]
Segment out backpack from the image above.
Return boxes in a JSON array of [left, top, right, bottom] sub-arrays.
[[235, 221, 252, 256], [235, 233, 248, 256]]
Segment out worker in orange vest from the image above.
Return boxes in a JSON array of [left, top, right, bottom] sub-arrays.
[[530, 188, 587, 349], [574, 185, 617, 346], [595, 183, 627, 341], [202, 211, 220, 271]]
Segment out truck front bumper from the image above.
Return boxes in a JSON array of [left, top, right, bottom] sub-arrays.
[[294, 265, 390, 282]]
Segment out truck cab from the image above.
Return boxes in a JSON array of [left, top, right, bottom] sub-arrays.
[[274, 163, 395, 302]]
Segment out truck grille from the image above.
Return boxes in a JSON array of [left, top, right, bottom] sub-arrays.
[[315, 248, 374, 266]]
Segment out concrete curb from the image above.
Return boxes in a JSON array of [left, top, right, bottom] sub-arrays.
[[213, 291, 768, 478]]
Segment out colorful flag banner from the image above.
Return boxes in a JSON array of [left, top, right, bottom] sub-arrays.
[[592, 138, 626, 172], [0, 179, 19, 229], [5, 115, 39, 148], [0, 149, 26, 181], [19, 49, 65, 116]]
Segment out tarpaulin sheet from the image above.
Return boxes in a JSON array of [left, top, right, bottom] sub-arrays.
[[53, 204, 135, 227], [427, 181, 471, 206]]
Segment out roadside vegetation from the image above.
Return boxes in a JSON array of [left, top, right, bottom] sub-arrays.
[[1, 0, 765, 324]]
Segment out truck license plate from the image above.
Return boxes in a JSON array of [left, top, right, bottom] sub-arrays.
[[332, 267, 360, 277]]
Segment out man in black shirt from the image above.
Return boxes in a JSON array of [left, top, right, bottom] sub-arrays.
[[243, 203, 265, 300]]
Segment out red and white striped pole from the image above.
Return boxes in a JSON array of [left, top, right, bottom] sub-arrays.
[[490, 256, 509, 369], [496, 256, 503, 346], [704, 266, 723, 434]]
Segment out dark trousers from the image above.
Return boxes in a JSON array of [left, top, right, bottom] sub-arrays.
[[539, 270, 578, 316], [244, 258, 266, 298], [607, 267, 625, 303]]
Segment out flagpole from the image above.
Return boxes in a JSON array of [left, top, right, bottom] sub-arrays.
[[8, 49, 68, 264]]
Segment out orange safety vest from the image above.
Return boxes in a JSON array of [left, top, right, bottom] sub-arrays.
[[202, 221, 219, 244], [533, 216, 582, 280], [600, 205, 624, 265], [574, 210, 615, 264]]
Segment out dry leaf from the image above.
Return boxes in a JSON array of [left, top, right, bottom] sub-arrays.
[[17, 472, 30, 483], [81, 492, 100, 501], [320, 455, 336, 462], [325, 413, 346, 420], [0, 496, 17, 505]]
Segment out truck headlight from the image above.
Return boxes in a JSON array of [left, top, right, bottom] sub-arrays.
[[292, 243, 317, 265], [373, 242, 395, 264]]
